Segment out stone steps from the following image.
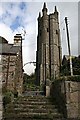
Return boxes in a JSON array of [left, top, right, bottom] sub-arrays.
[[15, 101, 53, 105], [14, 104, 57, 109], [3, 95, 64, 120], [17, 96, 49, 101], [7, 108, 58, 114], [4, 113, 63, 120]]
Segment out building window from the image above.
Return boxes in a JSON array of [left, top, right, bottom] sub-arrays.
[[56, 30, 58, 34], [47, 28, 49, 32], [2, 80, 5, 83], [68, 82, 70, 92]]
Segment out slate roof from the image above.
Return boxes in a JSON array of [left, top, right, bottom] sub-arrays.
[[1, 44, 20, 55], [0, 36, 8, 44], [0, 36, 20, 55]]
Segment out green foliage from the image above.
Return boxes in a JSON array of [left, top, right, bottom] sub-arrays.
[[23, 73, 36, 84], [23, 72, 36, 91], [61, 55, 80, 76], [54, 75, 80, 82], [3, 91, 13, 109], [72, 56, 80, 75], [13, 90, 18, 98]]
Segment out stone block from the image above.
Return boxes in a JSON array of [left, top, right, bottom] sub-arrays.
[[67, 102, 78, 118], [46, 86, 50, 97]]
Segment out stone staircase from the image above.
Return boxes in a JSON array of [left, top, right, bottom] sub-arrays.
[[3, 94, 65, 120]]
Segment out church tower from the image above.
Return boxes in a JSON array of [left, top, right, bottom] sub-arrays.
[[36, 3, 62, 86]]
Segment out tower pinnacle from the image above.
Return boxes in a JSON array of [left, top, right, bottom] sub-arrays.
[[55, 6, 57, 12], [54, 6, 58, 19], [39, 12, 41, 18], [38, 12, 41, 21], [43, 2, 46, 9], [42, 2, 47, 16]]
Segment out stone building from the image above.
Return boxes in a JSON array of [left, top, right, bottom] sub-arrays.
[[0, 34, 23, 95], [36, 3, 62, 85]]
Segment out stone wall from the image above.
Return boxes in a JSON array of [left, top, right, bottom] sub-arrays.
[[2, 54, 16, 92], [7, 55, 16, 92], [1, 34, 23, 96], [50, 79, 67, 118], [65, 80, 80, 119], [14, 50, 23, 95], [50, 76, 80, 119]]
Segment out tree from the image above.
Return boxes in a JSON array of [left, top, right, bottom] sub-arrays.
[[72, 56, 80, 75], [61, 55, 80, 76], [23, 72, 36, 91]]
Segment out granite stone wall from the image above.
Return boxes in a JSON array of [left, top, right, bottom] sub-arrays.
[[1, 34, 23, 96], [50, 76, 80, 119]]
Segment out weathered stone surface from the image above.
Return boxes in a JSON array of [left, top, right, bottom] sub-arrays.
[[0, 34, 23, 95], [36, 3, 62, 86], [46, 86, 50, 97], [50, 77, 80, 119]]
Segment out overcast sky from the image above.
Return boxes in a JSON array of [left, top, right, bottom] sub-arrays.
[[0, 1, 78, 75]]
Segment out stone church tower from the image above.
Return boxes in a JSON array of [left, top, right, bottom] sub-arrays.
[[36, 3, 62, 86]]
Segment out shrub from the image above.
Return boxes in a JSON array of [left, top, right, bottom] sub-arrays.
[[3, 92, 12, 109]]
